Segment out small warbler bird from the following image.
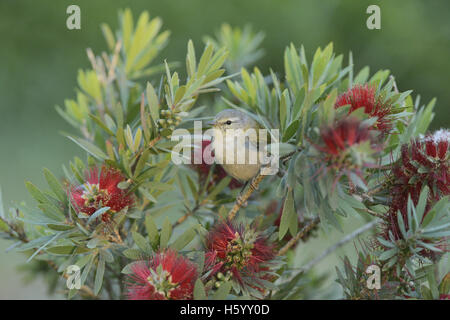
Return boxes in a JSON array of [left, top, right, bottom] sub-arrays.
[[209, 109, 263, 182]]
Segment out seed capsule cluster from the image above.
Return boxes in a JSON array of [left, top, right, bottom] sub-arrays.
[[214, 271, 233, 288], [224, 232, 254, 270], [158, 109, 182, 131]]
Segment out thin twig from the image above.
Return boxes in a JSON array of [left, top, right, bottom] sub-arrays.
[[227, 173, 265, 220], [173, 208, 196, 229], [362, 208, 385, 219], [131, 135, 162, 176], [300, 219, 379, 273], [366, 183, 387, 197], [226, 148, 302, 221], [277, 217, 321, 256], [173, 195, 210, 229]]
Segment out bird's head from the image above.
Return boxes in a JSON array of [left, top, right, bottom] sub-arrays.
[[209, 109, 259, 132]]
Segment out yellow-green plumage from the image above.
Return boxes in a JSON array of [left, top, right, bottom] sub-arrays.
[[211, 109, 262, 181]]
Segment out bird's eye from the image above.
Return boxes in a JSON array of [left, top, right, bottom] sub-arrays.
[[225, 120, 232, 125]]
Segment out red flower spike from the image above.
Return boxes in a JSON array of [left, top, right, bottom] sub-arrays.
[[205, 221, 275, 287], [126, 250, 198, 300], [335, 84, 393, 134], [190, 139, 243, 189], [382, 130, 450, 248], [313, 118, 379, 188], [390, 129, 449, 216], [69, 166, 134, 221], [318, 118, 372, 157]]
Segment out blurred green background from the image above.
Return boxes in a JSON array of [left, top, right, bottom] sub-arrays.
[[0, 0, 449, 299]]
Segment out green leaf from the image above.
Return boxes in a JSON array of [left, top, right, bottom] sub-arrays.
[[197, 43, 214, 76], [86, 238, 100, 249], [47, 224, 74, 231], [87, 207, 110, 225], [145, 214, 159, 247], [212, 281, 232, 300], [27, 233, 61, 263], [117, 181, 131, 189], [193, 279, 207, 300], [439, 273, 450, 295], [132, 231, 152, 254], [125, 125, 135, 152], [88, 113, 115, 136], [160, 217, 172, 249], [121, 262, 136, 274], [139, 187, 157, 203], [122, 248, 142, 260], [100, 249, 114, 263], [16, 235, 53, 251], [426, 268, 440, 299], [379, 248, 398, 261], [81, 254, 95, 285], [0, 218, 8, 232], [186, 174, 198, 201], [145, 181, 175, 192], [396, 210, 407, 238], [38, 203, 65, 221], [421, 285, 433, 300], [170, 225, 197, 250], [146, 82, 160, 122], [67, 288, 78, 300], [204, 176, 231, 201], [186, 40, 197, 77], [354, 66, 370, 84], [67, 136, 107, 160], [376, 237, 395, 248], [25, 181, 47, 204], [312, 43, 333, 86], [43, 168, 66, 202], [46, 246, 91, 255], [422, 196, 448, 227], [100, 23, 115, 50], [279, 188, 296, 240], [282, 120, 300, 142], [94, 255, 105, 296], [133, 149, 150, 178]]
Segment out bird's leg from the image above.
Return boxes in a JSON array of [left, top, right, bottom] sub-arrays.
[[236, 174, 261, 208], [240, 180, 249, 193], [236, 180, 249, 208], [248, 175, 260, 192]]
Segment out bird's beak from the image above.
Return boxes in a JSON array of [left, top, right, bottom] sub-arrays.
[[206, 120, 216, 127]]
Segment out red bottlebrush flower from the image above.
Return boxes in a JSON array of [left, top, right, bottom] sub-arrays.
[[319, 118, 372, 156], [380, 130, 449, 252], [205, 221, 275, 287], [335, 84, 393, 134], [69, 166, 134, 221], [313, 117, 379, 187], [190, 139, 243, 189], [125, 250, 198, 300], [390, 129, 449, 216]]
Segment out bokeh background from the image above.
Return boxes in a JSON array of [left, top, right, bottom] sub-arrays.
[[0, 0, 449, 299]]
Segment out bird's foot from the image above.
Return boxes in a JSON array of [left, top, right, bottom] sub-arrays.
[[236, 196, 248, 208], [249, 178, 259, 192]]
